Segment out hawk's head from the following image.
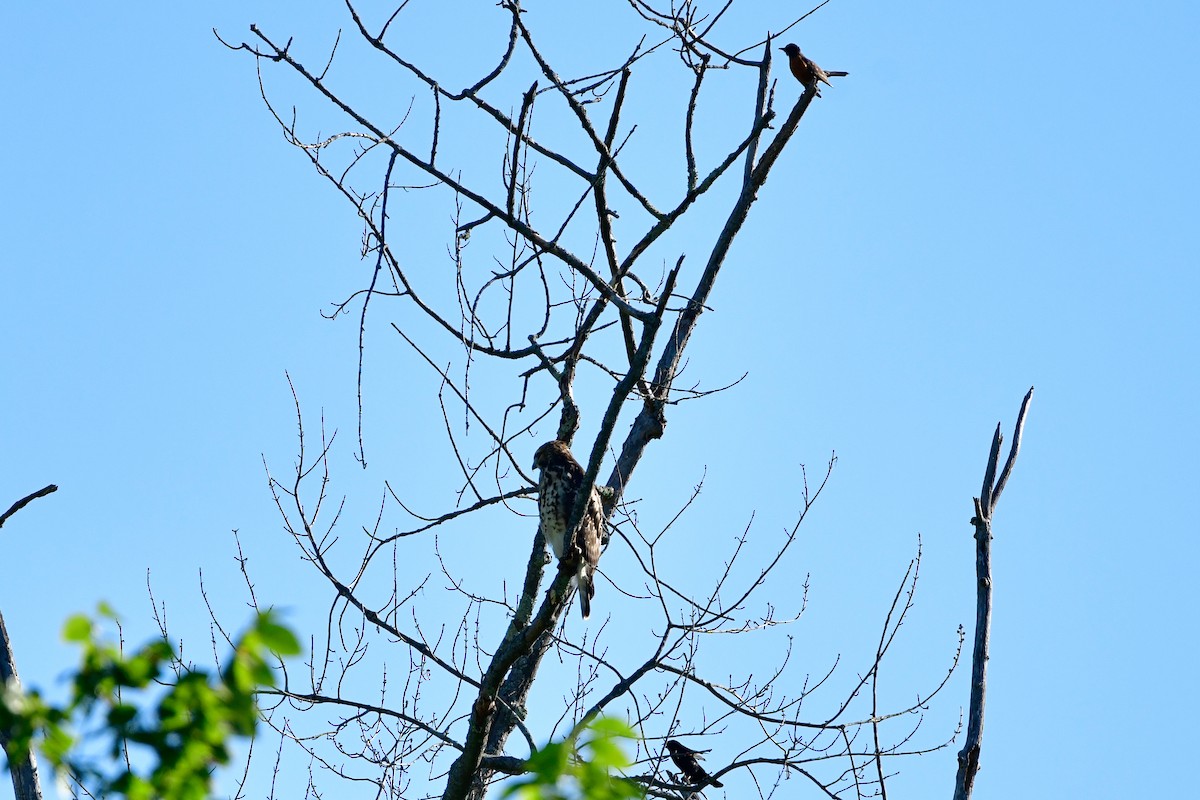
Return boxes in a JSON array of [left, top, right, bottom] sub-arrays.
[[532, 439, 575, 471]]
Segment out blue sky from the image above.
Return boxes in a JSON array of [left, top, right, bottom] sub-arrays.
[[2, 2, 1197, 799]]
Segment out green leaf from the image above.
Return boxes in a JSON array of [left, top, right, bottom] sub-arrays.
[[256, 611, 302, 655], [107, 703, 138, 727], [502, 719, 646, 800], [587, 717, 635, 739], [62, 614, 92, 643]]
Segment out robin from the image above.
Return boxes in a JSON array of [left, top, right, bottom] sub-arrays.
[[780, 42, 848, 96], [665, 740, 724, 788]]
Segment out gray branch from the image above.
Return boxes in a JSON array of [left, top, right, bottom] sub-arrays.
[[1, 486, 56, 799], [0, 485, 58, 530], [953, 387, 1033, 800], [1, 613, 43, 800]]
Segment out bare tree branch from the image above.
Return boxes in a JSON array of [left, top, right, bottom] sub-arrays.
[[1, 611, 44, 800], [0, 486, 55, 799], [953, 387, 1034, 800], [0, 485, 58, 530]]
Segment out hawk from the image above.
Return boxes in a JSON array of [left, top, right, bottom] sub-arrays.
[[532, 440, 604, 619], [780, 42, 848, 97], [666, 739, 723, 789]]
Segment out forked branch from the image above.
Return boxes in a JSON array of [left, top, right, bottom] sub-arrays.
[[953, 387, 1034, 800]]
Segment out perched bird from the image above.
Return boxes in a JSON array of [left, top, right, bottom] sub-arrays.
[[532, 440, 604, 619], [780, 42, 848, 96], [666, 739, 723, 789]]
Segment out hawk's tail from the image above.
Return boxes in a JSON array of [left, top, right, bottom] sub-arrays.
[[577, 563, 595, 619]]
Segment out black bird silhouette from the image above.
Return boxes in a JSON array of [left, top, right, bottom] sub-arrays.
[[780, 42, 849, 97], [666, 740, 723, 788]]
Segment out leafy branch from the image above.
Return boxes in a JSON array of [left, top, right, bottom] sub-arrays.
[[0, 608, 299, 800]]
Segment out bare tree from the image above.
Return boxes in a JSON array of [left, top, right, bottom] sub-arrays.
[[199, 3, 1000, 799], [953, 388, 1033, 800], [0, 614, 44, 800], [1, 484, 57, 800]]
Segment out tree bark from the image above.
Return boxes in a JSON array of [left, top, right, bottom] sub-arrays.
[[1, 484, 56, 800], [1, 610, 44, 800]]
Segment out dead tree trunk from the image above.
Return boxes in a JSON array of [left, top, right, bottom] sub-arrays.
[[953, 388, 1034, 799], [0, 484, 57, 800]]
